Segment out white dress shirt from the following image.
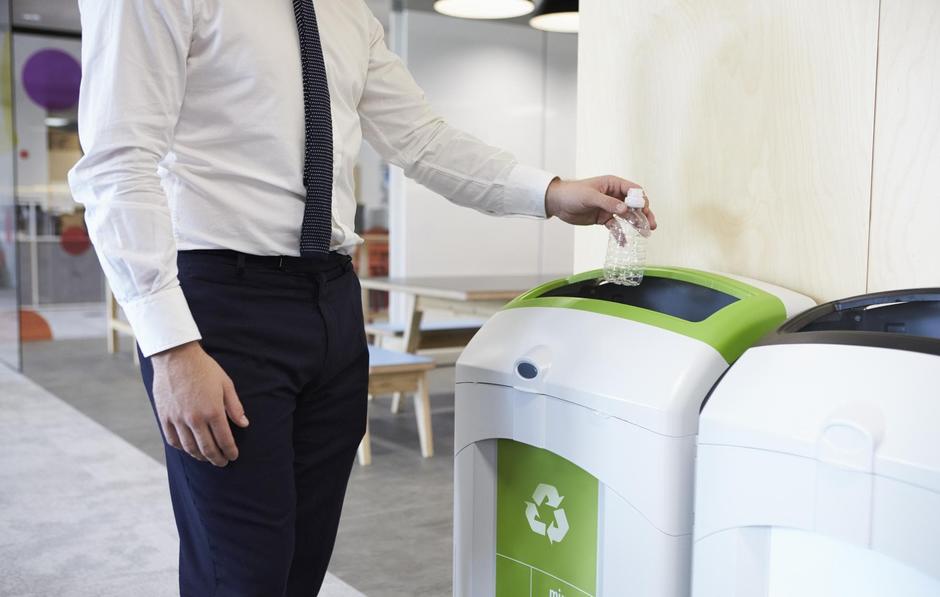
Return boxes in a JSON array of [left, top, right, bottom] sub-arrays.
[[69, 0, 556, 357]]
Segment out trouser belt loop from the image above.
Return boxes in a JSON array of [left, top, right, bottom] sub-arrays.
[[236, 253, 247, 276], [337, 256, 352, 278], [315, 271, 329, 303]]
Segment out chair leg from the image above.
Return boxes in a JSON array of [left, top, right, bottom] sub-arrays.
[[387, 350, 402, 410], [357, 396, 372, 466], [108, 327, 118, 355], [106, 288, 118, 354], [413, 374, 434, 458]]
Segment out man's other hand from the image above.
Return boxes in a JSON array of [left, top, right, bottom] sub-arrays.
[[151, 341, 249, 467], [545, 176, 657, 230]]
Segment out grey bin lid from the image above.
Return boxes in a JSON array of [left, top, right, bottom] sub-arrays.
[[759, 289, 940, 357]]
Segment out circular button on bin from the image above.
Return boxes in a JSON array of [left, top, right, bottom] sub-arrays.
[[516, 361, 539, 379]]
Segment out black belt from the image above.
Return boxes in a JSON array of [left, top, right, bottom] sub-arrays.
[[180, 249, 353, 277]]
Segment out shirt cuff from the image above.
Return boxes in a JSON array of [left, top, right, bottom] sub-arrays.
[[121, 285, 202, 358], [503, 163, 557, 219]]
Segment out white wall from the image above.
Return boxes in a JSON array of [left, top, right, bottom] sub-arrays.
[[356, 141, 387, 230], [388, 10, 577, 287]]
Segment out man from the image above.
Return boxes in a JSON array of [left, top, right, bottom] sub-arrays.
[[69, 1, 656, 596]]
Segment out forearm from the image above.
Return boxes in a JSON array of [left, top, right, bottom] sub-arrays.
[[71, 0, 199, 357], [70, 155, 201, 357], [358, 15, 556, 219], [394, 122, 557, 218]]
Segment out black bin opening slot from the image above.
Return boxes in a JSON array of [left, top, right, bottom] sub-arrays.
[[795, 292, 940, 340], [540, 276, 739, 322]]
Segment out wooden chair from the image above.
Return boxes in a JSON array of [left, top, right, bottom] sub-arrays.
[[357, 345, 436, 466], [106, 284, 139, 365], [365, 318, 483, 413]]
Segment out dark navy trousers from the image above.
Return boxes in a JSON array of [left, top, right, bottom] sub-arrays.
[[139, 250, 369, 597]]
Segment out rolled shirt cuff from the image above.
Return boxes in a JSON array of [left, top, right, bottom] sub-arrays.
[[121, 285, 202, 358], [503, 163, 557, 219]]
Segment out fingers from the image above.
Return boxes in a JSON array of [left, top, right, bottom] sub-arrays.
[[209, 413, 239, 463], [589, 190, 628, 217], [181, 378, 241, 467], [603, 175, 657, 230], [162, 420, 183, 451], [151, 347, 244, 467], [191, 421, 229, 467], [167, 407, 239, 466], [599, 175, 642, 199], [223, 378, 250, 428], [176, 425, 207, 463], [643, 196, 658, 230]]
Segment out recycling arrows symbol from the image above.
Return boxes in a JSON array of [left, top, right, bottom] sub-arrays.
[[525, 483, 570, 544]]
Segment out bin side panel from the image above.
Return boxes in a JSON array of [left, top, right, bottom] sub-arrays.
[[454, 441, 497, 597], [599, 484, 692, 596]]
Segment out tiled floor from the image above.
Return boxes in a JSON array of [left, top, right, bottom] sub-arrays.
[[22, 337, 458, 597]]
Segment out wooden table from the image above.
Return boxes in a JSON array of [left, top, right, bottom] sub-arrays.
[[360, 274, 567, 353]]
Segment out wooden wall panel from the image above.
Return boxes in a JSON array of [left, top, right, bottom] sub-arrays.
[[868, 0, 940, 291], [575, 0, 879, 301]]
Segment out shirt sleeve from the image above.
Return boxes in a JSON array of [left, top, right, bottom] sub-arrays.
[[68, 0, 201, 357], [357, 15, 557, 219]]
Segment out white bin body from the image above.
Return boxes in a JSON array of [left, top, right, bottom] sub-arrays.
[[692, 343, 940, 597], [454, 306, 729, 597]]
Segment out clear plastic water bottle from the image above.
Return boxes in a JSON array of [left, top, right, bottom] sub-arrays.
[[603, 187, 650, 286]]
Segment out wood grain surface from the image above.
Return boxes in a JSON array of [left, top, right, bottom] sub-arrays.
[[576, 0, 881, 301], [868, 0, 940, 291]]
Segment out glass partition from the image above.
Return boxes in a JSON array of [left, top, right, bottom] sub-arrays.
[[13, 31, 91, 312], [0, 0, 20, 369]]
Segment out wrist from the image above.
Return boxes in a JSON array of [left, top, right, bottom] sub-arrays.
[[152, 340, 202, 365], [544, 177, 563, 218]]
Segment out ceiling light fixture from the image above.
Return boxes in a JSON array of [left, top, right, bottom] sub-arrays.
[[529, 0, 579, 33], [433, 0, 535, 20]]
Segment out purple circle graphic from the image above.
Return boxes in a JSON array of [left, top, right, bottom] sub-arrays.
[[22, 49, 81, 111]]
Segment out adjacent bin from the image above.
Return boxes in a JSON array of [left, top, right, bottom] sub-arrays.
[[453, 267, 813, 597], [692, 289, 940, 597]]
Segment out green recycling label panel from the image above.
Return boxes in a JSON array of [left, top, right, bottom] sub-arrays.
[[496, 439, 599, 597]]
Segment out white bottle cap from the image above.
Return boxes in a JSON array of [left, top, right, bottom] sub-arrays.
[[625, 187, 645, 209]]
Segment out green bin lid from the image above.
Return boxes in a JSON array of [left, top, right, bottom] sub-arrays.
[[504, 267, 787, 363]]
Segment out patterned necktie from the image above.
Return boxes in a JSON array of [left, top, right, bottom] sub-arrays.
[[292, 0, 334, 257]]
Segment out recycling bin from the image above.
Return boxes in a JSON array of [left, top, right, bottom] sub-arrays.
[[692, 289, 940, 597], [453, 267, 814, 597]]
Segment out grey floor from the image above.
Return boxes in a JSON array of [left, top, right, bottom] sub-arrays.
[[22, 338, 457, 597], [0, 361, 363, 597]]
